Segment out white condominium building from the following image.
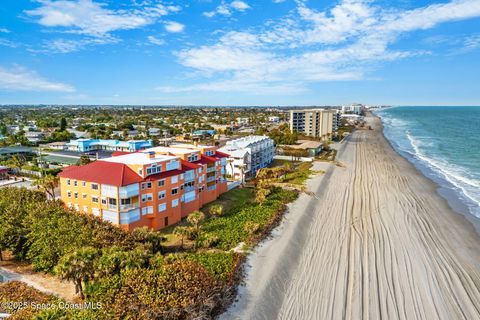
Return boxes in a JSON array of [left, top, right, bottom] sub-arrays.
[[219, 136, 275, 179], [289, 109, 336, 139]]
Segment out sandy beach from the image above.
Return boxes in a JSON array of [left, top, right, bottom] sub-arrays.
[[222, 114, 480, 320]]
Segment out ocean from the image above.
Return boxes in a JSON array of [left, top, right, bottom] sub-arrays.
[[375, 106, 480, 221]]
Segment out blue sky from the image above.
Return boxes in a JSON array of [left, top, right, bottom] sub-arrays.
[[0, 0, 480, 106]]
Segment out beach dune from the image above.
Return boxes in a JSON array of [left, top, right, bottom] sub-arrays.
[[223, 114, 480, 320]]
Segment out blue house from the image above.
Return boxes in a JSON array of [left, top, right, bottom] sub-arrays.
[[66, 139, 153, 153]]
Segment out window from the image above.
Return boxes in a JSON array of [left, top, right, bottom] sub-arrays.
[[158, 203, 166, 212], [74, 192, 78, 199], [92, 196, 99, 203], [164, 217, 169, 227], [142, 182, 151, 190], [138, 169, 143, 176], [120, 198, 131, 205], [101, 198, 107, 205], [142, 193, 153, 202], [171, 176, 178, 184], [171, 188, 178, 195], [180, 173, 184, 180], [67, 179, 71, 185], [82, 181, 86, 187], [172, 199, 179, 207], [187, 154, 198, 162], [82, 194, 87, 199], [158, 191, 166, 200], [108, 198, 117, 206], [142, 206, 153, 215], [158, 179, 165, 187], [67, 191, 71, 198], [91, 183, 99, 190], [73, 181, 78, 186]]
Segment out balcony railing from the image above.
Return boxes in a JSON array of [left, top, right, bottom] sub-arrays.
[[184, 185, 195, 192], [206, 166, 216, 173], [120, 203, 140, 212]]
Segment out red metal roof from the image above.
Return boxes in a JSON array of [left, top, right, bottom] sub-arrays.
[[213, 151, 230, 159], [59, 161, 143, 187], [181, 159, 201, 170], [195, 154, 216, 165]]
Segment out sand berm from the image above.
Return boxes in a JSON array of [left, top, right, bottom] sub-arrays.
[[222, 114, 480, 320]]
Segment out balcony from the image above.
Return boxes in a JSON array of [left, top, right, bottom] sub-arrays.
[[120, 203, 140, 212], [206, 166, 216, 173], [207, 176, 216, 183], [184, 185, 195, 192]]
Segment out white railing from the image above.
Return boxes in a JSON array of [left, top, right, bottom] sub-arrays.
[[120, 208, 140, 224], [101, 184, 117, 198], [119, 184, 139, 198]]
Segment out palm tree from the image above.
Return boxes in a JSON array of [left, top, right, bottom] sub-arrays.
[[55, 247, 99, 299], [186, 211, 205, 234], [33, 174, 59, 200], [238, 163, 247, 187], [209, 204, 224, 218], [173, 226, 190, 249], [227, 159, 234, 180], [244, 221, 260, 236]]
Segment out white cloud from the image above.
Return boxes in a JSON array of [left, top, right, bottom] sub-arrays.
[[175, 0, 480, 94], [27, 0, 182, 38], [0, 28, 10, 33], [0, 39, 18, 48], [147, 35, 165, 45], [231, 1, 250, 11], [204, 1, 250, 18], [0, 66, 75, 92], [164, 21, 184, 33]]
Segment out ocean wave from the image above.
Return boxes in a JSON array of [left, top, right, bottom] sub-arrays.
[[405, 131, 480, 216]]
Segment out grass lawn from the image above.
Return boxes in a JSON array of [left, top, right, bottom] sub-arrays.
[[160, 187, 297, 251], [282, 162, 313, 185], [160, 188, 254, 249]]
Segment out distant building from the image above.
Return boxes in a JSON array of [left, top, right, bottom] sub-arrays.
[[67, 129, 88, 139], [192, 130, 216, 136], [41, 141, 68, 150], [25, 131, 44, 144], [342, 104, 364, 115], [58, 144, 229, 231], [278, 140, 323, 157], [289, 109, 336, 140], [219, 136, 275, 179], [334, 110, 342, 130], [66, 139, 153, 153], [148, 128, 161, 136], [268, 116, 280, 123], [236, 117, 249, 125]]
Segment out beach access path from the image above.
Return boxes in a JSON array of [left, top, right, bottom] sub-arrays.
[[222, 114, 480, 320]]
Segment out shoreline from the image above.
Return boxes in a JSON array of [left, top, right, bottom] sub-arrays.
[[222, 114, 480, 319], [374, 110, 480, 235]]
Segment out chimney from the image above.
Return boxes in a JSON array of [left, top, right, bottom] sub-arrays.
[[147, 151, 155, 159]]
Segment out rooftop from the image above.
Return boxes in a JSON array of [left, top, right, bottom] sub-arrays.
[[146, 146, 200, 155], [59, 161, 143, 186], [225, 135, 272, 149], [102, 151, 179, 165]]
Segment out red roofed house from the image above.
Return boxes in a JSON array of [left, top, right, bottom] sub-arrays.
[[59, 143, 229, 231]]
